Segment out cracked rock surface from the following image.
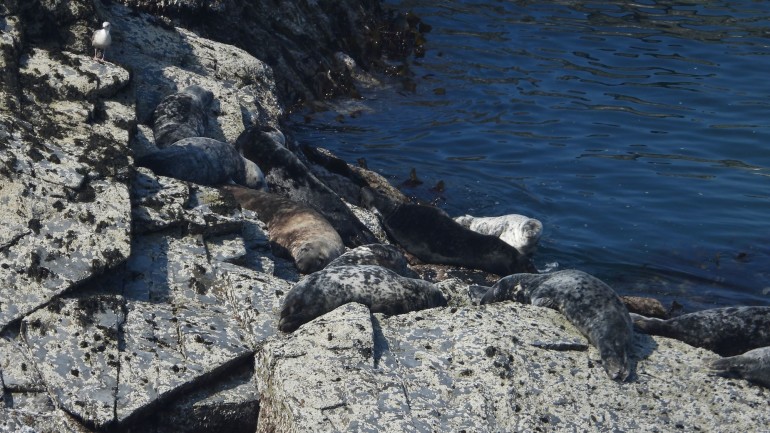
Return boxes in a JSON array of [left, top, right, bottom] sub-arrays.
[[2, 0, 768, 432], [255, 302, 770, 432]]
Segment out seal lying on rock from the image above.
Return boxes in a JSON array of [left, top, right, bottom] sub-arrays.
[[479, 270, 634, 381], [631, 306, 770, 356], [709, 346, 770, 388], [279, 264, 448, 332], [236, 126, 377, 247], [223, 185, 344, 273], [454, 213, 543, 256], [361, 188, 534, 276], [325, 243, 418, 278], [137, 137, 267, 190], [153, 85, 214, 148]]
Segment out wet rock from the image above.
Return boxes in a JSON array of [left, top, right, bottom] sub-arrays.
[[255, 301, 770, 432]]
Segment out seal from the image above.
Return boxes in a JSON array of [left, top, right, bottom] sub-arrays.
[[278, 264, 448, 332], [454, 213, 543, 256], [236, 126, 377, 247], [153, 85, 214, 148], [223, 185, 344, 273], [325, 243, 418, 278], [709, 346, 770, 388], [479, 270, 634, 381], [361, 188, 534, 276], [137, 137, 267, 190], [631, 306, 770, 356]]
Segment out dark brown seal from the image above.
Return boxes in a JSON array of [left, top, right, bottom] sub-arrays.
[[223, 185, 344, 274], [361, 188, 534, 276]]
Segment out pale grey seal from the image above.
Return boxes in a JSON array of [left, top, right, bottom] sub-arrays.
[[479, 270, 634, 381], [137, 137, 267, 190], [631, 306, 770, 356], [325, 243, 418, 278], [235, 126, 377, 247], [279, 264, 447, 332], [709, 346, 770, 388], [223, 185, 343, 273], [454, 213, 543, 257], [92, 22, 111, 61], [153, 85, 214, 148], [361, 188, 534, 276]]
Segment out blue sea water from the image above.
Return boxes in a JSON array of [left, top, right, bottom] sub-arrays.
[[290, 0, 770, 310]]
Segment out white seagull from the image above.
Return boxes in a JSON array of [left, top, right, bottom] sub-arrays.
[[92, 22, 112, 62]]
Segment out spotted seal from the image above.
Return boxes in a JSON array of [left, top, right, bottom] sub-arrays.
[[279, 264, 448, 332], [325, 243, 418, 278], [709, 346, 770, 388], [137, 137, 267, 190], [153, 85, 214, 148], [631, 306, 770, 356], [479, 270, 634, 381], [454, 213, 543, 256], [361, 188, 534, 276], [223, 185, 343, 273], [236, 126, 377, 247]]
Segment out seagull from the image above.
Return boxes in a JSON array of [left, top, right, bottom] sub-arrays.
[[92, 22, 112, 62]]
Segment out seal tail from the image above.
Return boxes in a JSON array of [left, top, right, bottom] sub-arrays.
[[709, 356, 745, 378], [629, 313, 668, 335]]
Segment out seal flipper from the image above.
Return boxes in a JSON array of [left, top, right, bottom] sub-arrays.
[[531, 296, 558, 310], [709, 347, 770, 388]]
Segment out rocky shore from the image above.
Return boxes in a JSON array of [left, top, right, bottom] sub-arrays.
[[1, 1, 768, 432]]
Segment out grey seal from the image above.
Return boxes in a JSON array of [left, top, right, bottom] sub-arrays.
[[279, 264, 448, 332], [236, 126, 377, 247], [454, 213, 543, 256], [137, 137, 267, 190], [153, 85, 214, 148], [631, 306, 770, 356], [361, 188, 534, 276], [223, 185, 343, 273], [479, 270, 634, 381], [325, 243, 418, 278], [709, 346, 770, 388]]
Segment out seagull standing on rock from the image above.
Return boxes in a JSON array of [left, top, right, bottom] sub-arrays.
[[92, 22, 112, 62]]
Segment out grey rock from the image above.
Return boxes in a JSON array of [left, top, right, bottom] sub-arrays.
[[0, 335, 45, 392], [0, 407, 91, 433], [0, 118, 131, 331], [21, 295, 125, 429], [128, 363, 259, 433], [255, 302, 770, 432], [19, 49, 130, 101]]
